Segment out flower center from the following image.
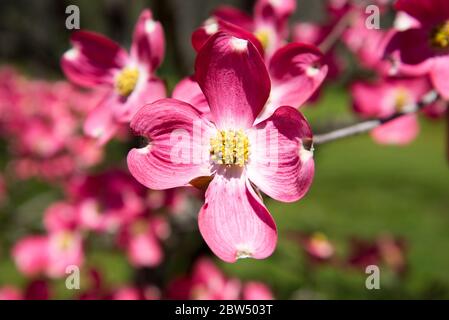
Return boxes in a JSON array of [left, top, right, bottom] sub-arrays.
[[210, 130, 250, 167], [394, 88, 410, 112], [431, 21, 449, 49], [115, 67, 139, 97], [255, 29, 270, 50]]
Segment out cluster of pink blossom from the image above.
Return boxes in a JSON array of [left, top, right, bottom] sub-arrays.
[[1, 0, 448, 300], [0, 68, 104, 181]]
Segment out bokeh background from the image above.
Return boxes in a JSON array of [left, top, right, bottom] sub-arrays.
[[0, 0, 448, 299]]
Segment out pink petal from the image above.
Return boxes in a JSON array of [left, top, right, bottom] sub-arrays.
[[254, 0, 297, 27], [195, 33, 270, 129], [198, 169, 277, 262], [83, 91, 120, 145], [192, 19, 264, 56], [430, 56, 449, 100], [247, 106, 314, 203], [258, 43, 327, 122], [242, 282, 274, 300], [351, 81, 395, 118], [254, 0, 296, 38], [127, 99, 214, 190], [114, 77, 167, 123], [385, 28, 436, 68], [128, 233, 163, 267], [213, 6, 254, 31], [12, 236, 49, 277], [130, 9, 165, 73], [371, 114, 419, 145], [61, 31, 127, 87], [172, 76, 210, 115]]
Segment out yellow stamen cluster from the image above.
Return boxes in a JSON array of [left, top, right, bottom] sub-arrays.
[[255, 30, 270, 50], [57, 232, 74, 251], [431, 21, 449, 49], [115, 68, 139, 97], [394, 88, 409, 112], [210, 130, 250, 167]]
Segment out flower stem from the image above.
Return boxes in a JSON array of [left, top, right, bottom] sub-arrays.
[[313, 91, 439, 145]]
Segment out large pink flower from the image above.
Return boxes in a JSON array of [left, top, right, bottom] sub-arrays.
[[351, 77, 433, 145], [127, 33, 315, 262], [61, 9, 166, 144], [385, 0, 449, 99]]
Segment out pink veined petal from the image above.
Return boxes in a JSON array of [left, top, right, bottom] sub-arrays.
[[371, 114, 419, 145], [195, 32, 270, 129], [198, 168, 277, 263], [192, 18, 264, 56], [172, 76, 210, 115], [114, 77, 167, 123], [247, 106, 314, 203], [430, 56, 449, 100], [130, 9, 165, 73], [213, 6, 254, 31], [83, 91, 120, 145], [257, 43, 328, 122], [61, 31, 127, 87], [127, 99, 214, 190]]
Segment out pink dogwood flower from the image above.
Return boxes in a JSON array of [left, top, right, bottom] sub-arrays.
[[385, 0, 449, 99], [351, 77, 433, 145], [127, 33, 315, 262], [61, 9, 166, 144]]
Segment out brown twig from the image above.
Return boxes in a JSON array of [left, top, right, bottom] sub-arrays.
[[313, 91, 439, 145]]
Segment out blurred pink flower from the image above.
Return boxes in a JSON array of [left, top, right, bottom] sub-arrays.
[[0, 286, 23, 300], [302, 232, 335, 262], [351, 77, 433, 145], [68, 170, 147, 232], [12, 236, 49, 277], [0, 68, 104, 181], [167, 258, 273, 300], [117, 216, 165, 267], [61, 9, 166, 144], [385, 0, 449, 99], [46, 230, 84, 278], [44, 201, 79, 232], [12, 231, 84, 278], [242, 282, 274, 300]]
